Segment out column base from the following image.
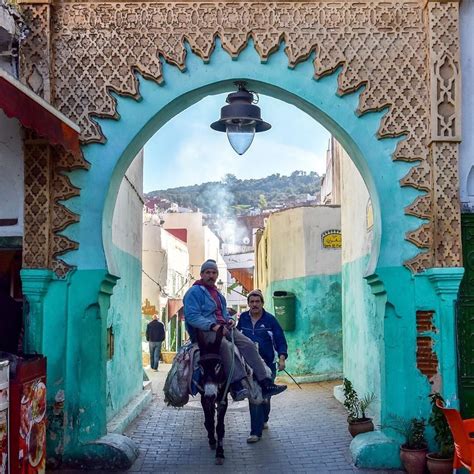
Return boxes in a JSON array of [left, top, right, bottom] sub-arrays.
[[350, 431, 402, 469], [63, 434, 139, 470]]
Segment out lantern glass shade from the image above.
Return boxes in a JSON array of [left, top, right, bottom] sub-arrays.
[[210, 82, 271, 155], [226, 120, 256, 155]]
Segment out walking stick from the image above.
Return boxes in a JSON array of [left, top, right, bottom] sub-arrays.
[[281, 368, 303, 390]]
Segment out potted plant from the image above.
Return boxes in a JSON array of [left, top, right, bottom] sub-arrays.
[[426, 393, 454, 474], [387, 415, 428, 474], [343, 378, 375, 437]]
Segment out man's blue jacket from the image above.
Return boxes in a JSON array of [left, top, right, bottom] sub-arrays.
[[183, 284, 231, 341], [237, 310, 288, 368]]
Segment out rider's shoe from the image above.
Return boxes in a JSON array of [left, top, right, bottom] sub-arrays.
[[230, 380, 249, 401], [246, 435, 261, 443], [260, 378, 287, 398], [232, 388, 249, 402]]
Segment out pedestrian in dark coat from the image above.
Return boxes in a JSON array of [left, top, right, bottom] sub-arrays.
[[146, 314, 165, 371], [237, 289, 288, 443]]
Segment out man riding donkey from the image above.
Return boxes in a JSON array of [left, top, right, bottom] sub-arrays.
[[183, 259, 287, 401]]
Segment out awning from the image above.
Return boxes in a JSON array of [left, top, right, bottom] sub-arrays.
[[167, 299, 184, 319], [229, 268, 254, 292], [0, 69, 80, 155]]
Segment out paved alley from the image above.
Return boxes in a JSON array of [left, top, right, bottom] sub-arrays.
[[122, 369, 403, 474]]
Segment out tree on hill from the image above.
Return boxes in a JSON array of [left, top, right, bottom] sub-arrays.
[[145, 170, 321, 216]]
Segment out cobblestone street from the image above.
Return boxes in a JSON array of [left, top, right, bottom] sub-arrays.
[[122, 368, 403, 474]]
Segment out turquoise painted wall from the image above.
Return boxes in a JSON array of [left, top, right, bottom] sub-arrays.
[[106, 244, 143, 421], [265, 273, 342, 378], [342, 255, 381, 417]]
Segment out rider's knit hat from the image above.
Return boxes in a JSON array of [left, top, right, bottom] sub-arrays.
[[247, 289, 264, 304], [200, 259, 218, 273]]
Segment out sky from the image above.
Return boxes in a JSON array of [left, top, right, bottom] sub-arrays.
[[143, 93, 331, 193]]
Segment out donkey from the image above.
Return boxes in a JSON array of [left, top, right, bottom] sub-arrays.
[[196, 326, 230, 465]]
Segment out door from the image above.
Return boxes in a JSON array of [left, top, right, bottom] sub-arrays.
[[458, 213, 474, 416]]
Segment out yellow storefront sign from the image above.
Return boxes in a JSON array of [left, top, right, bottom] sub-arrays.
[[322, 230, 342, 249]]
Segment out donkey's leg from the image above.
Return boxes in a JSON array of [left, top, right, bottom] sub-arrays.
[[215, 396, 228, 464], [201, 396, 217, 449]]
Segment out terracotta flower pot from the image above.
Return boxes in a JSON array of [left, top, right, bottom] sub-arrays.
[[426, 453, 453, 474], [161, 351, 177, 364], [348, 418, 374, 437], [400, 445, 428, 474]]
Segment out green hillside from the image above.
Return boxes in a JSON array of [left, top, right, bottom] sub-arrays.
[[145, 171, 321, 216]]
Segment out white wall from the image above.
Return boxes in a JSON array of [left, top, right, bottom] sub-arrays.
[[340, 153, 373, 264], [203, 225, 227, 287], [0, 110, 23, 237], [160, 229, 189, 298], [225, 252, 254, 270], [142, 214, 166, 311], [0, 7, 17, 76], [460, 0, 474, 212], [320, 137, 342, 205], [162, 211, 227, 284], [162, 212, 204, 280], [112, 151, 144, 258], [142, 215, 190, 313], [256, 206, 341, 285]]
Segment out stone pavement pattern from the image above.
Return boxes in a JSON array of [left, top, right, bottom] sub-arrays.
[[122, 369, 404, 474]]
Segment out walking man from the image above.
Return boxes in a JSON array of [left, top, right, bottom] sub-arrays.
[[146, 313, 165, 371], [237, 289, 288, 443], [183, 259, 287, 401]]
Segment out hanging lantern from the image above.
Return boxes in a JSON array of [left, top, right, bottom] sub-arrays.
[[210, 82, 271, 155]]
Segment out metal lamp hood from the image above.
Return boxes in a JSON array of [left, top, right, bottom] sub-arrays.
[[210, 83, 271, 155]]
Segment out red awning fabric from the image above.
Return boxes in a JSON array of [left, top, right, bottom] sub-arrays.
[[167, 298, 183, 318], [229, 268, 254, 293], [0, 70, 80, 155]]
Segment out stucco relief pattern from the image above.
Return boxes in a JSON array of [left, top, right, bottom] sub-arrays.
[[432, 142, 461, 267], [428, 2, 462, 268], [428, 2, 461, 142], [19, 1, 462, 273], [19, 4, 51, 101], [403, 2, 462, 271], [20, 6, 84, 276], [23, 142, 52, 269], [23, 139, 81, 275], [51, 154, 81, 278]]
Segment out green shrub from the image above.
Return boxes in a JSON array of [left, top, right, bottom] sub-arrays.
[[343, 378, 375, 422], [429, 393, 454, 458]]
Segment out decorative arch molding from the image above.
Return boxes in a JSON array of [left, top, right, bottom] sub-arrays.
[[18, 0, 462, 275]]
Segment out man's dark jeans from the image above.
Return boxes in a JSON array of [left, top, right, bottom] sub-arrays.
[[249, 398, 271, 437], [249, 364, 276, 436], [149, 341, 163, 370]]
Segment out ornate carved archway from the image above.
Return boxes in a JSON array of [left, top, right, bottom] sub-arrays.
[[18, 0, 461, 277], [16, 0, 463, 467]]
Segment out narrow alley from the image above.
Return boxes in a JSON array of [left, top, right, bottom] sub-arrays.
[[121, 370, 403, 474]]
